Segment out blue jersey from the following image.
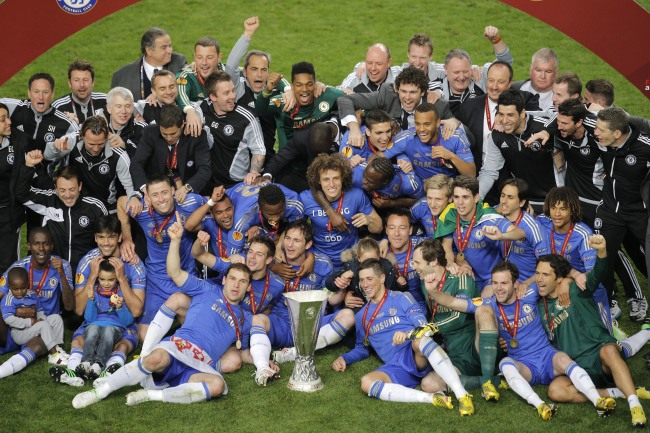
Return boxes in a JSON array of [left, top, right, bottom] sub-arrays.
[[135, 193, 203, 277], [300, 187, 374, 269], [504, 212, 549, 281], [343, 291, 427, 365], [385, 127, 473, 180], [271, 253, 334, 321], [466, 286, 554, 363], [75, 248, 147, 293], [200, 217, 231, 259], [0, 256, 72, 315], [411, 198, 439, 237], [2, 290, 42, 321], [537, 216, 595, 272], [173, 274, 252, 364], [227, 182, 304, 255], [351, 163, 424, 201], [446, 213, 512, 289], [390, 237, 426, 309], [240, 270, 285, 315], [84, 287, 134, 328], [340, 126, 405, 163]]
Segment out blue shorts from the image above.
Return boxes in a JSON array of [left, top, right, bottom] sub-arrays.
[[152, 355, 201, 388], [0, 331, 19, 355], [141, 289, 172, 325], [377, 344, 432, 388], [521, 347, 558, 386], [73, 322, 139, 350], [267, 311, 337, 348]]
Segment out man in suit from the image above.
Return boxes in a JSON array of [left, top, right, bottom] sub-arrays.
[[111, 28, 187, 101], [130, 105, 210, 203]]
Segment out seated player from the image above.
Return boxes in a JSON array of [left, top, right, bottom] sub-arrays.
[[300, 153, 382, 270], [410, 174, 452, 237], [535, 239, 646, 427], [267, 220, 352, 364], [426, 261, 618, 420], [75, 259, 135, 381], [72, 219, 252, 408], [0, 267, 68, 379], [331, 259, 474, 416], [412, 238, 501, 401]]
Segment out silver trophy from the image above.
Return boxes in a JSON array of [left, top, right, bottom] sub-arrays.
[[284, 290, 329, 392]]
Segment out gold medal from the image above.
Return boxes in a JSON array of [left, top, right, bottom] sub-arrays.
[[155, 233, 163, 243], [236, 339, 242, 350], [363, 337, 369, 347], [457, 252, 464, 261], [510, 338, 519, 349]]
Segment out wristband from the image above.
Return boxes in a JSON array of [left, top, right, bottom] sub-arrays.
[[207, 198, 215, 207], [491, 35, 502, 45]]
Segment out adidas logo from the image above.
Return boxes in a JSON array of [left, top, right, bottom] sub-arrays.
[[75, 156, 83, 163], [17, 125, 24, 131], [500, 143, 508, 148]]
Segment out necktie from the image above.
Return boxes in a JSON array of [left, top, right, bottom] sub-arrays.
[[401, 111, 410, 130]]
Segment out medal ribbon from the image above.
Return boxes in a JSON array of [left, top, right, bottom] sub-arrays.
[[223, 296, 243, 345], [362, 289, 389, 343], [551, 224, 575, 255], [29, 260, 51, 295], [326, 192, 345, 231], [503, 210, 524, 259], [455, 213, 476, 254], [485, 98, 495, 131], [390, 239, 412, 278], [285, 275, 302, 292], [542, 297, 555, 338], [428, 272, 448, 318], [148, 206, 176, 240], [249, 273, 269, 314], [216, 227, 226, 258], [497, 298, 520, 342]]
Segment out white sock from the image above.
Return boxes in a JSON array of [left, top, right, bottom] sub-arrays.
[[368, 380, 432, 403], [500, 359, 544, 408], [67, 348, 83, 371], [0, 349, 34, 378], [608, 387, 626, 398], [98, 358, 150, 398], [566, 362, 600, 406], [420, 336, 467, 399], [162, 382, 210, 404], [250, 325, 272, 372], [141, 304, 176, 356], [628, 394, 642, 409], [316, 320, 347, 350], [620, 330, 650, 358], [106, 351, 126, 368]]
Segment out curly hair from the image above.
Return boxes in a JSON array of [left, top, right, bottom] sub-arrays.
[[543, 187, 582, 223], [394, 66, 428, 94], [306, 153, 353, 193]]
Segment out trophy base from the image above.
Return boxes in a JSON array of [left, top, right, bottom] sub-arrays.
[[287, 356, 323, 392], [287, 377, 324, 393]]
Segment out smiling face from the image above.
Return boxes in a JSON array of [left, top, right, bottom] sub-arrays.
[[385, 214, 411, 252], [0, 108, 12, 137], [222, 268, 251, 303], [83, 130, 107, 157], [397, 83, 424, 113], [194, 45, 221, 81], [496, 104, 525, 135], [319, 168, 343, 202], [209, 79, 236, 115], [358, 267, 386, 302], [365, 121, 392, 150], [146, 34, 173, 67], [292, 73, 316, 107], [146, 181, 175, 215], [107, 94, 134, 129], [246, 242, 272, 273], [486, 64, 511, 103], [152, 75, 178, 106], [556, 114, 582, 139], [407, 44, 432, 72], [283, 227, 311, 263], [414, 109, 439, 144], [445, 56, 472, 95], [56, 176, 82, 208], [492, 270, 517, 304], [211, 197, 234, 230], [499, 184, 524, 219], [452, 186, 478, 221], [95, 231, 121, 257], [411, 247, 435, 278], [97, 270, 117, 291], [365, 46, 391, 85], [28, 79, 54, 113], [426, 187, 448, 217], [28, 232, 53, 267], [243, 54, 270, 94], [549, 201, 572, 233]]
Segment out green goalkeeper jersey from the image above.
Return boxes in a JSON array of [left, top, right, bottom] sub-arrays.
[[537, 256, 615, 362], [175, 63, 225, 110]]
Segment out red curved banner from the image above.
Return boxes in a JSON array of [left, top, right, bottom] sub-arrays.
[[0, 0, 141, 86], [500, 0, 650, 100]]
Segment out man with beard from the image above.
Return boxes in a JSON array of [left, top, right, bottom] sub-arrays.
[[53, 60, 107, 125]]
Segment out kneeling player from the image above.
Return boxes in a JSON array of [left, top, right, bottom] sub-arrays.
[[332, 259, 474, 416], [72, 218, 251, 408]]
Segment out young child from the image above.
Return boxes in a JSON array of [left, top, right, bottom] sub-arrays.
[[0, 267, 69, 379], [77, 259, 134, 380]]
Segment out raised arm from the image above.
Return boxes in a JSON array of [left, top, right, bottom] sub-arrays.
[[167, 213, 189, 287]]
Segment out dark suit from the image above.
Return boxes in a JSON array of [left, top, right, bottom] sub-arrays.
[[111, 54, 187, 100], [337, 84, 454, 126], [457, 91, 540, 171], [130, 124, 211, 194]]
